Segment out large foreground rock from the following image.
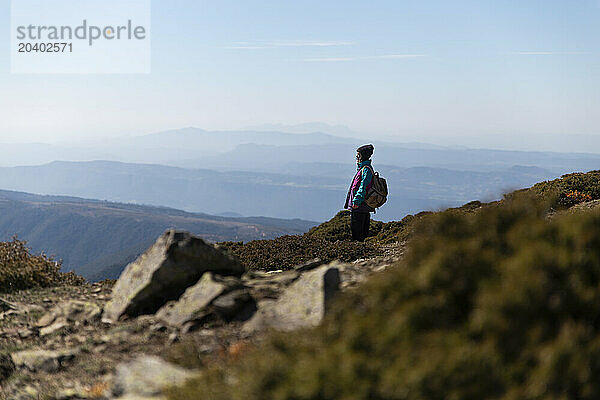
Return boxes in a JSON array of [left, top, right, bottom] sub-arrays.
[[103, 230, 244, 322], [111, 356, 194, 398], [245, 261, 341, 332], [156, 273, 253, 328]]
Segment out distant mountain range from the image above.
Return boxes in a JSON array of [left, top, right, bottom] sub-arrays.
[[201, 142, 600, 174], [0, 128, 347, 167], [2, 127, 599, 172], [0, 160, 562, 221], [0, 190, 316, 280]]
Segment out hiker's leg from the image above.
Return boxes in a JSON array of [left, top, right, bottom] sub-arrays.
[[362, 213, 371, 241], [350, 210, 363, 241]]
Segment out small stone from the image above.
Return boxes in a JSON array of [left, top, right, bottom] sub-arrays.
[[11, 348, 79, 373], [39, 321, 68, 336], [91, 287, 102, 293], [36, 300, 101, 337], [42, 298, 52, 303], [111, 355, 194, 397], [0, 310, 18, 320], [149, 323, 166, 332], [93, 345, 107, 354], [17, 328, 33, 339], [266, 270, 283, 274]]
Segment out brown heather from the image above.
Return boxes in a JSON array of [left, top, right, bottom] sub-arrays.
[[0, 237, 85, 293]]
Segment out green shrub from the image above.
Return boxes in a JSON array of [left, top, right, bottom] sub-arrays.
[[527, 170, 600, 208], [167, 195, 600, 400], [0, 237, 85, 293]]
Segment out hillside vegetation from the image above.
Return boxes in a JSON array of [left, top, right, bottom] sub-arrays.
[[168, 170, 600, 400], [0, 237, 84, 293], [217, 211, 380, 271], [525, 170, 600, 207]]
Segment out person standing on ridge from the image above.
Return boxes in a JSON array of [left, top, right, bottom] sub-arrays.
[[345, 144, 375, 241]]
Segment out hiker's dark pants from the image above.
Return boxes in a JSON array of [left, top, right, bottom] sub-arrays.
[[351, 211, 370, 242]]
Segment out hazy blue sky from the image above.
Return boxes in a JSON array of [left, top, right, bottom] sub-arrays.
[[0, 0, 599, 150]]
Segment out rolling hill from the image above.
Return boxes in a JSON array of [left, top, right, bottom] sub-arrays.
[[0, 189, 316, 280]]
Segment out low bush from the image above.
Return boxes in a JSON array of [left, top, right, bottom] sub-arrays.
[[218, 235, 378, 271], [168, 194, 600, 400], [306, 210, 384, 242], [527, 170, 600, 208], [216, 210, 383, 271], [368, 213, 424, 244], [0, 237, 85, 293], [368, 201, 483, 245]]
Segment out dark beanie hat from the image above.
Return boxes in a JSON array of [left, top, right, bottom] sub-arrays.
[[357, 144, 374, 160]]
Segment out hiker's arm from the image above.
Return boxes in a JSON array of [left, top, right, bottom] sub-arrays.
[[352, 167, 373, 205]]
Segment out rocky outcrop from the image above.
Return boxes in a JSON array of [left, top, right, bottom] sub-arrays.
[[103, 230, 244, 323], [156, 273, 254, 329], [244, 261, 342, 332], [111, 355, 195, 399]]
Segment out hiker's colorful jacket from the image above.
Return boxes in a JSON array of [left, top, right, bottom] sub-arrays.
[[345, 160, 374, 212]]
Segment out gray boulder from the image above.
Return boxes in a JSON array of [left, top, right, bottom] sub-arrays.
[[102, 230, 244, 323], [156, 273, 253, 327], [245, 261, 342, 332], [111, 355, 194, 398]]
